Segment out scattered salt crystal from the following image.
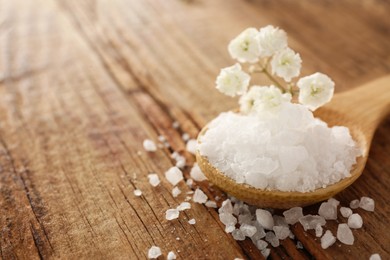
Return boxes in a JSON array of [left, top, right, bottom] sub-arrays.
[[188, 218, 196, 225], [315, 224, 323, 237], [261, 248, 271, 258], [256, 240, 268, 250], [167, 251, 177, 260], [225, 225, 235, 233], [193, 188, 208, 204], [340, 207, 353, 218], [296, 241, 303, 249], [238, 214, 253, 225], [369, 254, 382, 260], [348, 213, 363, 229], [273, 215, 288, 227], [133, 189, 142, 196], [337, 223, 354, 245], [176, 237, 180, 240], [265, 231, 279, 247], [166, 209, 180, 220], [327, 197, 340, 207], [182, 133, 190, 142], [165, 167, 183, 186], [143, 139, 157, 152], [186, 191, 194, 194], [172, 121, 180, 129], [219, 199, 234, 214], [186, 139, 197, 155], [318, 202, 337, 220], [350, 199, 360, 209], [273, 226, 290, 240], [219, 213, 237, 227], [148, 174, 160, 187], [299, 215, 326, 231], [283, 207, 303, 224], [232, 229, 246, 241], [256, 209, 274, 230], [240, 224, 257, 237], [186, 179, 194, 187], [148, 246, 162, 259], [321, 230, 336, 249], [172, 187, 181, 197], [359, 196, 375, 211], [185, 196, 192, 201], [205, 200, 217, 208], [234, 258, 244, 260], [175, 155, 186, 169], [190, 163, 207, 181], [177, 202, 191, 211], [158, 135, 166, 142]]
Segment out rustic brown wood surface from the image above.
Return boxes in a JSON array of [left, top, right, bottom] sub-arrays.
[[0, 0, 389, 259]]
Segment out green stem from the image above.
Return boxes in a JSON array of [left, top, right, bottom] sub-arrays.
[[261, 68, 286, 93]]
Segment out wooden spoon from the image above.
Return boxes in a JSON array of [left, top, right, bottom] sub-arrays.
[[196, 75, 390, 209]]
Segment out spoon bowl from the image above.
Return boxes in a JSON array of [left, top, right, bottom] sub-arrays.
[[196, 76, 390, 209]]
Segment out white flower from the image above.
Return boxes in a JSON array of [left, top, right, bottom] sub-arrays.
[[216, 63, 250, 97], [257, 25, 288, 57], [297, 72, 335, 111], [239, 85, 291, 114], [228, 28, 261, 63], [271, 47, 302, 82]]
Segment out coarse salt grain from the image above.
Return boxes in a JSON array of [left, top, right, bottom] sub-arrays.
[[256, 209, 274, 230], [134, 189, 142, 196], [193, 188, 208, 204], [166, 209, 180, 220], [350, 199, 360, 209], [321, 230, 336, 249], [186, 139, 197, 155], [348, 213, 363, 229], [299, 215, 326, 231], [177, 202, 191, 211], [165, 167, 183, 186], [359, 196, 375, 211], [337, 223, 354, 245], [172, 187, 181, 197], [148, 246, 162, 259], [369, 254, 382, 260], [190, 163, 207, 181], [318, 202, 337, 220], [256, 240, 268, 250], [143, 139, 157, 152], [188, 218, 196, 225], [283, 207, 303, 224], [340, 207, 353, 218], [167, 251, 177, 260], [148, 174, 160, 187], [232, 229, 246, 241], [205, 200, 218, 208]]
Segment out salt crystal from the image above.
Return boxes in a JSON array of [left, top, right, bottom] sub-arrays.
[[158, 135, 166, 142], [256, 209, 274, 230], [182, 133, 190, 142], [148, 246, 162, 259], [318, 202, 337, 220], [205, 200, 217, 208], [219, 213, 237, 227], [177, 202, 191, 211], [175, 155, 186, 169], [240, 224, 257, 237], [148, 174, 160, 187], [186, 139, 197, 155], [218, 199, 233, 214], [273, 215, 288, 227], [350, 199, 360, 209], [172, 187, 181, 198], [369, 254, 382, 260], [299, 215, 326, 231], [172, 121, 180, 129], [238, 214, 252, 225], [337, 223, 354, 245], [359, 196, 375, 211], [186, 179, 194, 187], [166, 209, 180, 220], [321, 230, 336, 249], [188, 218, 196, 225], [315, 224, 323, 237], [273, 226, 290, 240], [232, 229, 246, 241], [256, 240, 268, 250], [193, 188, 208, 204], [185, 196, 192, 201], [186, 191, 194, 194], [165, 167, 183, 186], [134, 189, 142, 196], [225, 225, 235, 233], [234, 258, 244, 260], [340, 207, 352, 218], [261, 248, 271, 258], [143, 139, 157, 152], [327, 197, 340, 207], [167, 251, 177, 260], [265, 231, 279, 247], [190, 163, 207, 181], [348, 213, 363, 229], [283, 207, 303, 224], [296, 241, 303, 249]]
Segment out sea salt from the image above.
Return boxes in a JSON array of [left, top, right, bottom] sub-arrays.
[[219, 199, 233, 214], [188, 218, 196, 225], [265, 231, 279, 247], [348, 213, 363, 229], [359, 196, 375, 211], [182, 133, 190, 142], [321, 230, 336, 249], [256, 209, 274, 230], [177, 202, 191, 211], [232, 229, 246, 241], [134, 189, 142, 196], [318, 202, 337, 220], [165, 167, 183, 186], [190, 163, 207, 181], [193, 188, 208, 204], [167, 251, 177, 260], [225, 225, 235, 233], [261, 248, 271, 258], [337, 223, 354, 245], [148, 174, 160, 187], [219, 213, 237, 227], [273, 226, 290, 240], [148, 246, 162, 259], [256, 240, 268, 250], [296, 241, 303, 249], [283, 207, 304, 224], [172, 121, 180, 129], [299, 215, 326, 231], [166, 209, 180, 220], [186, 139, 197, 155], [172, 187, 181, 197], [198, 110, 360, 192], [143, 139, 157, 152], [205, 200, 217, 208], [340, 207, 352, 218], [349, 199, 360, 209], [240, 224, 257, 237], [315, 224, 323, 237], [370, 254, 382, 260]]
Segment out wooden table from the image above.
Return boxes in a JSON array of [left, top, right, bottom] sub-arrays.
[[1, 0, 389, 259]]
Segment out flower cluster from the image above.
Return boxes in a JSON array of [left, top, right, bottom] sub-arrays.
[[216, 25, 335, 113]]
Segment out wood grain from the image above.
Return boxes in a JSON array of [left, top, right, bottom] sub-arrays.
[[0, 0, 389, 259]]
